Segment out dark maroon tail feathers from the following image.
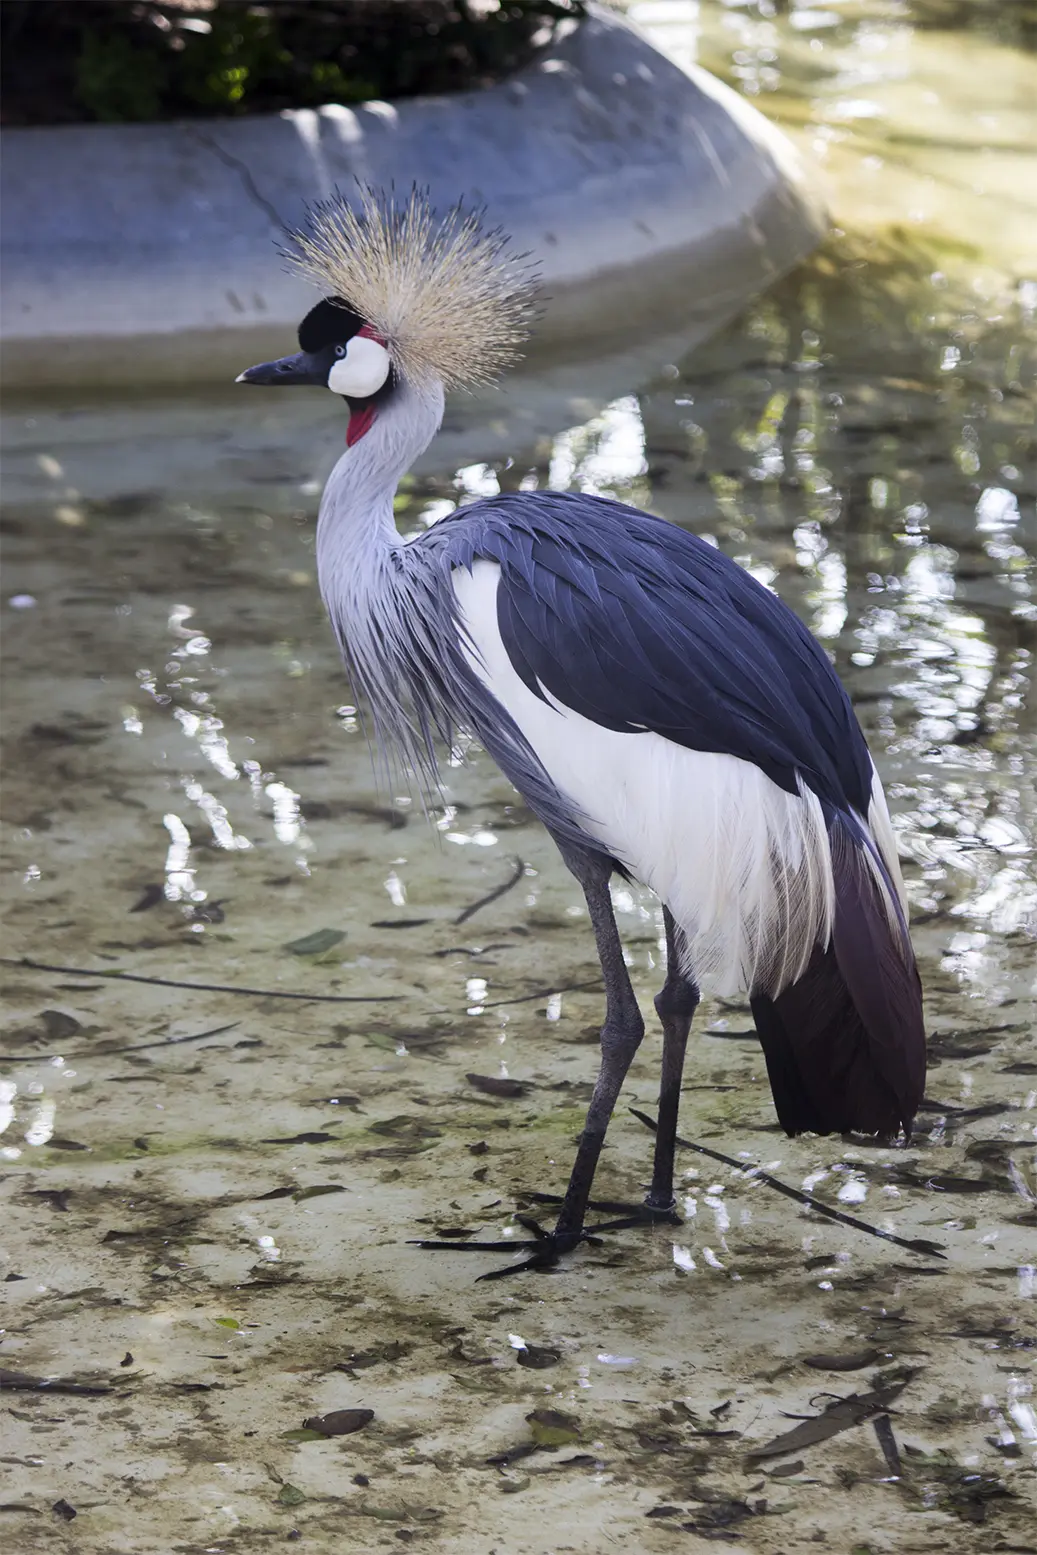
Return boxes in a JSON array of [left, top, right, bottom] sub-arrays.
[[751, 813, 926, 1138]]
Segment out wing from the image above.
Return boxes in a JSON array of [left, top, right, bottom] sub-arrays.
[[433, 489, 874, 815]]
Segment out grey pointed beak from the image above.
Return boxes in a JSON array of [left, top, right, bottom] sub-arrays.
[[236, 350, 322, 386]]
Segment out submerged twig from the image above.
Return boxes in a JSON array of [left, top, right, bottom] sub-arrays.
[[0, 1368, 112, 1396], [629, 1108, 946, 1259], [3, 1021, 240, 1064], [1, 956, 401, 1003], [481, 977, 601, 1009], [454, 856, 526, 926]]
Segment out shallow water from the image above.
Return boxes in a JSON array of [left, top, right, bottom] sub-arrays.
[[2, 3, 1036, 1552]]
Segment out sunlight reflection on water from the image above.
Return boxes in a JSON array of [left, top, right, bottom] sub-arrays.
[[1, 6, 1035, 1539]]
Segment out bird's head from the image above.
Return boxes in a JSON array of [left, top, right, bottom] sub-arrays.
[[237, 296, 396, 447], [237, 186, 539, 448]]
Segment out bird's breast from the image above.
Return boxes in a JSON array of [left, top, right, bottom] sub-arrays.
[[452, 558, 839, 998]]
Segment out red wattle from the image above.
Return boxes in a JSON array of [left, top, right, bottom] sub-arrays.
[[346, 405, 377, 446]]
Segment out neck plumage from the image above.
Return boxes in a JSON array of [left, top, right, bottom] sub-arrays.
[[315, 375, 445, 781], [316, 376, 443, 585]]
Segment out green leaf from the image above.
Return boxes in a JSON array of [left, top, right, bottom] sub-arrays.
[[283, 928, 345, 956], [214, 1316, 240, 1330], [527, 1408, 581, 1448], [280, 1429, 326, 1443], [364, 1032, 402, 1053], [278, 1483, 307, 1507]]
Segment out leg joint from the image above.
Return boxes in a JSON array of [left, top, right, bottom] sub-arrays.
[[600, 1009, 645, 1060], [654, 978, 700, 1022]]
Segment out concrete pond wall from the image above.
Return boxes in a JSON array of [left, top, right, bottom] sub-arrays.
[[0, 4, 826, 394]]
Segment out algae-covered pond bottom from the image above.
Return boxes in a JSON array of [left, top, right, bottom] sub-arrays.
[[2, 252, 1035, 1549], [2, 0, 1037, 1543]]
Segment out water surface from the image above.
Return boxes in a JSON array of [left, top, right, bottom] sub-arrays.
[[2, 3, 1035, 1550]]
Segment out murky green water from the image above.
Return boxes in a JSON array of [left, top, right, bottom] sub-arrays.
[[2, 4, 1035, 1552]]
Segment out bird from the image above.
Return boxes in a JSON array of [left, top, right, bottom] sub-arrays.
[[237, 187, 926, 1277]]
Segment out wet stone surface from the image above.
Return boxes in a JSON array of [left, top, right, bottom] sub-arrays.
[[2, 3, 1037, 1551]]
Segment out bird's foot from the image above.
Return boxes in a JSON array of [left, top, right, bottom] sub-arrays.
[[410, 1214, 596, 1281], [411, 1194, 681, 1280], [521, 1190, 682, 1231]]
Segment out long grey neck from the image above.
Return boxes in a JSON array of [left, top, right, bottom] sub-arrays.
[[316, 376, 444, 598], [315, 375, 446, 780]]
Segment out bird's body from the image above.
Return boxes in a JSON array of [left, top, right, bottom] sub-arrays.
[[240, 189, 926, 1272]]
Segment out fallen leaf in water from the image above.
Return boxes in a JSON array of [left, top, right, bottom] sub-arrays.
[[280, 1428, 326, 1443], [46, 1138, 89, 1152], [51, 1499, 77, 1522], [283, 928, 345, 956], [302, 1408, 374, 1437], [277, 1483, 306, 1507], [466, 1073, 529, 1098], [516, 1345, 561, 1370], [40, 1010, 82, 1040], [527, 1409, 581, 1448], [895, 1171, 1009, 1195], [368, 1116, 441, 1139], [28, 1189, 72, 1212], [768, 1460, 804, 1477], [336, 1342, 410, 1372], [261, 1131, 337, 1145], [369, 918, 432, 929], [358, 1505, 442, 1524], [746, 1373, 917, 1460], [803, 1350, 879, 1372], [294, 1184, 346, 1202], [364, 1031, 403, 1053], [927, 1034, 994, 1060], [682, 1500, 755, 1535], [873, 1412, 901, 1474], [904, 1447, 1016, 1523], [449, 1340, 493, 1366], [0, 1369, 110, 1396]]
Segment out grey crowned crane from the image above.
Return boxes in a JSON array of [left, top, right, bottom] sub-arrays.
[[238, 189, 925, 1277]]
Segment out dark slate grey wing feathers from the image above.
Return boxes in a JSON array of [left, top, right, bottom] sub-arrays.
[[424, 489, 874, 815]]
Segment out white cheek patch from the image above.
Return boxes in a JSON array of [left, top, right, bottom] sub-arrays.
[[327, 337, 391, 397]]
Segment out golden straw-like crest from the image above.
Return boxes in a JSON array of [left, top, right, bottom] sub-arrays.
[[284, 186, 540, 390]]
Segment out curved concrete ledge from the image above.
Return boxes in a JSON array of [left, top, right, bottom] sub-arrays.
[[0, 6, 825, 393]]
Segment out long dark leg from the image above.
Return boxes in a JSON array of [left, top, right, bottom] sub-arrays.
[[548, 844, 645, 1248], [413, 840, 647, 1275], [645, 906, 699, 1212]]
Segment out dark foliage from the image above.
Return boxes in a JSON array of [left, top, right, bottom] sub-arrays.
[[0, 0, 585, 126]]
